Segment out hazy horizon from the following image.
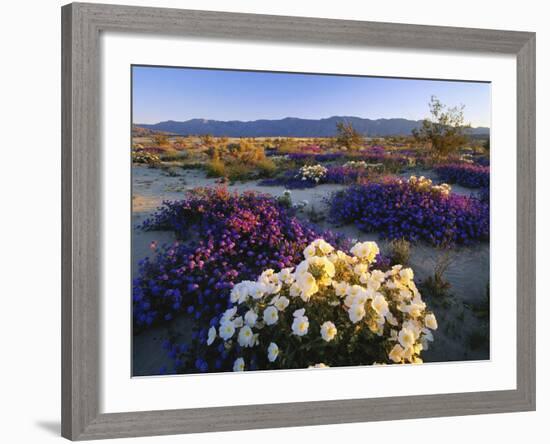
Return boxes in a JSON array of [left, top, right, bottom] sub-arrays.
[[134, 115, 490, 128], [133, 66, 491, 128]]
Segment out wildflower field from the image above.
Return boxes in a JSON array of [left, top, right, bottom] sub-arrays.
[[131, 131, 490, 376]]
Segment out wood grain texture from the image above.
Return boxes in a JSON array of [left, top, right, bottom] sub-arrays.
[[61, 2, 536, 440]]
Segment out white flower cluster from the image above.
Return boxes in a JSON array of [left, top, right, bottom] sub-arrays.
[[208, 239, 437, 371], [343, 160, 369, 169], [408, 175, 451, 196], [296, 164, 328, 183]]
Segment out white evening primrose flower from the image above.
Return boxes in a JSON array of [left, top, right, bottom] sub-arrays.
[[263, 306, 279, 326], [371, 293, 389, 317], [317, 239, 334, 255], [399, 288, 412, 301], [289, 282, 301, 298], [370, 269, 386, 283], [303, 243, 317, 259], [291, 315, 309, 336], [332, 280, 349, 297], [320, 321, 337, 342], [398, 327, 416, 349], [233, 357, 245, 372], [273, 295, 290, 311], [350, 241, 379, 262], [424, 313, 438, 330], [244, 309, 258, 327], [219, 321, 236, 340], [278, 267, 295, 285], [230, 286, 242, 304], [321, 257, 336, 277], [354, 263, 369, 276], [405, 301, 426, 318], [348, 303, 366, 323], [402, 346, 414, 362], [233, 316, 244, 328], [295, 259, 310, 277], [399, 268, 414, 282], [267, 342, 279, 362], [259, 269, 276, 285], [345, 285, 368, 306], [296, 272, 319, 300], [388, 344, 404, 363], [250, 282, 267, 300], [293, 308, 306, 318], [221, 306, 238, 323], [238, 325, 255, 348], [207, 326, 216, 346]]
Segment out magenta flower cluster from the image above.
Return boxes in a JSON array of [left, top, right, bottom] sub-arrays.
[[134, 187, 348, 329], [435, 163, 490, 189], [328, 179, 489, 246]]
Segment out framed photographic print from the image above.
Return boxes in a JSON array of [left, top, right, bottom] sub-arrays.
[[61, 2, 536, 440]]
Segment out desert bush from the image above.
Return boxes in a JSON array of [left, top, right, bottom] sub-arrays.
[[420, 252, 453, 299], [389, 238, 411, 266], [296, 164, 328, 183], [132, 149, 160, 165], [153, 134, 170, 147], [253, 158, 276, 178], [206, 159, 226, 177], [160, 150, 188, 162], [328, 176, 489, 246], [335, 122, 364, 150], [412, 96, 470, 158], [276, 190, 293, 209], [186, 239, 437, 372], [227, 163, 254, 182]]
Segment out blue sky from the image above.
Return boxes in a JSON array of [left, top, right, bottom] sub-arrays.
[[132, 66, 491, 128]]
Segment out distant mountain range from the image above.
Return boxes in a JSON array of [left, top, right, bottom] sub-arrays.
[[135, 116, 489, 138]]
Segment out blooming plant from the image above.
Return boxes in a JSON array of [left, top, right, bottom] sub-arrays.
[[343, 160, 369, 169], [133, 187, 348, 329], [132, 149, 160, 165], [329, 176, 489, 246], [203, 239, 437, 372], [296, 164, 328, 183], [435, 163, 490, 189]]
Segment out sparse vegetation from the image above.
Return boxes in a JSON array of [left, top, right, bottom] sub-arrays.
[[389, 238, 411, 266], [421, 251, 454, 300], [335, 121, 364, 150], [412, 96, 471, 158]]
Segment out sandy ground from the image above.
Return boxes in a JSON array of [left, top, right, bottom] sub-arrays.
[[132, 164, 489, 375]]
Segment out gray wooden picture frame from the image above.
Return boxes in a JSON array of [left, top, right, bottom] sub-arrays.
[[61, 2, 536, 440]]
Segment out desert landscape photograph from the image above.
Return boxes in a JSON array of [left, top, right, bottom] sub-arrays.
[[131, 66, 490, 376]]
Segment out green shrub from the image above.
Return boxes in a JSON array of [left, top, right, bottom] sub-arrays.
[[277, 190, 293, 209], [227, 163, 254, 182], [256, 158, 277, 178], [389, 238, 411, 266], [160, 151, 187, 162], [132, 150, 160, 165], [421, 252, 453, 299], [206, 159, 226, 177]]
